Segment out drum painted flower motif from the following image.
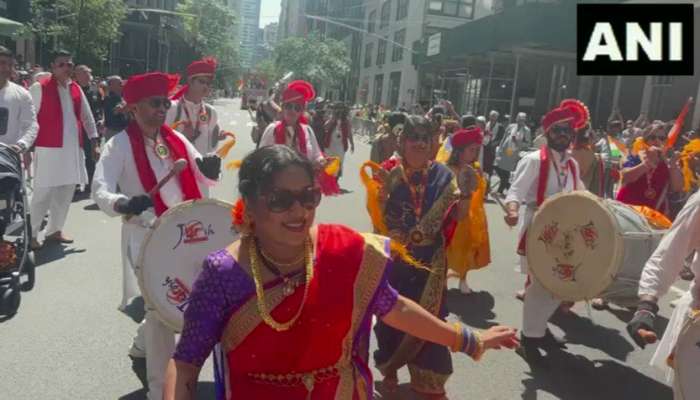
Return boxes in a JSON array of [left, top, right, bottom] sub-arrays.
[[578, 222, 599, 249], [538, 222, 559, 246], [552, 263, 579, 282]]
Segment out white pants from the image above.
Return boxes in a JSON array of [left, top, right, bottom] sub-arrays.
[[30, 185, 75, 237], [122, 219, 175, 400], [522, 275, 561, 338], [133, 310, 176, 400]]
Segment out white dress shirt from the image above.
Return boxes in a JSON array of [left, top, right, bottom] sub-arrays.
[[0, 81, 38, 149], [165, 98, 220, 155], [259, 120, 324, 163], [29, 79, 98, 187]]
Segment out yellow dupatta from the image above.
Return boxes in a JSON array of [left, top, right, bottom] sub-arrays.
[[681, 139, 700, 192]]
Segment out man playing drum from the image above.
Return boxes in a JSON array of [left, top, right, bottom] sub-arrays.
[[503, 99, 587, 362], [627, 168, 700, 399], [91, 72, 221, 400]]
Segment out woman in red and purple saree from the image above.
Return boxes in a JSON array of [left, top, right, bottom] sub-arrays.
[[164, 145, 518, 400]]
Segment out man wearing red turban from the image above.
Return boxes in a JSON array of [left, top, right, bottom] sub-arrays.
[[503, 99, 587, 362], [165, 57, 223, 171], [91, 71, 221, 400], [258, 80, 326, 166]]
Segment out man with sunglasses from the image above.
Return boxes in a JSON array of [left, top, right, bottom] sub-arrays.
[[166, 57, 222, 166], [28, 49, 99, 249], [258, 80, 326, 167], [503, 100, 587, 363], [92, 71, 221, 400]]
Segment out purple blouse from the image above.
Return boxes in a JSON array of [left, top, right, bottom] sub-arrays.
[[174, 249, 399, 367]]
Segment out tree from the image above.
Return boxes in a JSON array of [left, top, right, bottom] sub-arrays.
[[25, 0, 127, 66], [177, 0, 239, 85], [271, 33, 351, 92]]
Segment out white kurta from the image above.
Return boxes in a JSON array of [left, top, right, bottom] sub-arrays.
[[29, 80, 98, 188], [325, 124, 347, 164], [637, 190, 700, 383], [259, 121, 324, 163], [0, 81, 38, 149], [91, 128, 216, 400], [165, 98, 220, 155]]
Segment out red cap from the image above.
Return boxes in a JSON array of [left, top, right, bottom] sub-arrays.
[[451, 127, 483, 148], [186, 57, 217, 78], [542, 98, 590, 133], [123, 72, 180, 105], [282, 80, 315, 104]]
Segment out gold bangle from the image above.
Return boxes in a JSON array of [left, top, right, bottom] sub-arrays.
[[471, 331, 485, 361], [451, 322, 463, 353]]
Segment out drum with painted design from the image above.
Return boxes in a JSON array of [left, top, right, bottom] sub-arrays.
[[136, 199, 237, 332], [526, 191, 666, 306], [672, 309, 700, 400]]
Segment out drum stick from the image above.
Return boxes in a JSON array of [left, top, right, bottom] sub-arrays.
[[637, 329, 658, 344], [490, 191, 510, 214], [125, 159, 187, 222], [149, 158, 187, 197]]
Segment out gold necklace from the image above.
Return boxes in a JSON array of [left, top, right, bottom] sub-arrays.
[[257, 240, 305, 268], [249, 236, 314, 332]]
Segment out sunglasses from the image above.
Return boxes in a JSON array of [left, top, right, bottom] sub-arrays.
[[145, 97, 172, 109], [194, 78, 213, 86], [283, 103, 303, 112], [56, 61, 74, 68], [262, 187, 322, 213], [551, 126, 573, 136]]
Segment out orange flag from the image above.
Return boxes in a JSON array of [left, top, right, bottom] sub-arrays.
[[665, 97, 693, 151]]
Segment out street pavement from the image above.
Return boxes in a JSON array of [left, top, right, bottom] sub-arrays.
[[0, 98, 684, 399]]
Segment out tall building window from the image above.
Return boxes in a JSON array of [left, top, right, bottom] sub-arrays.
[[428, 0, 475, 18], [377, 39, 387, 66], [392, 29, 405, 62], [396, 0, 409, 20], [368, 10, 376, 33], [374, 74, 384, 104], [389, 72, 402, 108], [380, 1, 391, 28], [364, 42, 374, 68]]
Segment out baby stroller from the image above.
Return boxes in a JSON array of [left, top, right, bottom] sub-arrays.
[[0, 144, 35, 317]]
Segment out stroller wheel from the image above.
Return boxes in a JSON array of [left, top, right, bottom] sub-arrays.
[[0, 281, 21, 317], [21, 251, 35, 292]]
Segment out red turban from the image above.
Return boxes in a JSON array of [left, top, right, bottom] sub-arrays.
[[186, 57, 217, 78], [123, 72, 180, 105], [282, 80, 315, 104], [451, 127, 483, 148], [542, 98, 590, 133]]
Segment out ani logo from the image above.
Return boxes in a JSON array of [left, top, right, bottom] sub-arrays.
[[577, 4, 693, 75], [173, 220, 215, 249], [163, 276, 192, 312]]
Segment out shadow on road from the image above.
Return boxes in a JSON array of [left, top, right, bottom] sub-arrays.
[[83, 203, 100, 211], [119, 382, 216, 400], [550, 311, 635, 361], [446, 289, 497, 329], [34, 243, 86, 267], [519, 349, 672, 400], [121, 296, 146, 323]]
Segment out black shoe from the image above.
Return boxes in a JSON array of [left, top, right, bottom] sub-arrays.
[[516, 335, 547, 366], [129, 355, 148, 390], [540, 329, 567, 350]]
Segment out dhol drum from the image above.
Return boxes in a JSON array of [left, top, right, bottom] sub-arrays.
[[526, 191, 666, 306], [136, 199, 237, 332], [671, 309, 700, 400]]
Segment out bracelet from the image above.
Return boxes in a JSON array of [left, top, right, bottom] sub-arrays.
[[471, 331, 485, 361], [450, 322, 464, 352]]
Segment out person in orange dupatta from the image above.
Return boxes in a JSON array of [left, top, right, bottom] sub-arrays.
[[443, 127, 491, 294], [163, 145, 518, 400]]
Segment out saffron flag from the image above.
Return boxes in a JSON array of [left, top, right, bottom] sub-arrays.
[[665, 97, 693, 151]]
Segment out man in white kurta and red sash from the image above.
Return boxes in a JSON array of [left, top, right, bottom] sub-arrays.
[[165, 57, 221, 160], [258, 80, 325, 166], [92, 72, 220, 400], [503, 99, 587, 362], [28, 50, 99, 249]]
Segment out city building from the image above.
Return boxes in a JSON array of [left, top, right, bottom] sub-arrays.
[[357, 0, 492, 109], [263, 22, 278, 47], [414, 0, 700, 129], [233, 0, 263, 69], [278, 0, 307, 40]]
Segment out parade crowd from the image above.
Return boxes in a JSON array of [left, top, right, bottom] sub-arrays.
[[0, 45, 699, 400]]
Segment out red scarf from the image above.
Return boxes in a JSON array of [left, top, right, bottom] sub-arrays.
[[126, 121, 202, 216], [518, 145, 578, 255], [324, 120, 351, 151], [274, 119, 308, 156], [35, 77, 84, 148]]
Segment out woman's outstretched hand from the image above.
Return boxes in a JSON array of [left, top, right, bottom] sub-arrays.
[[481, 325, 520, 350]]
